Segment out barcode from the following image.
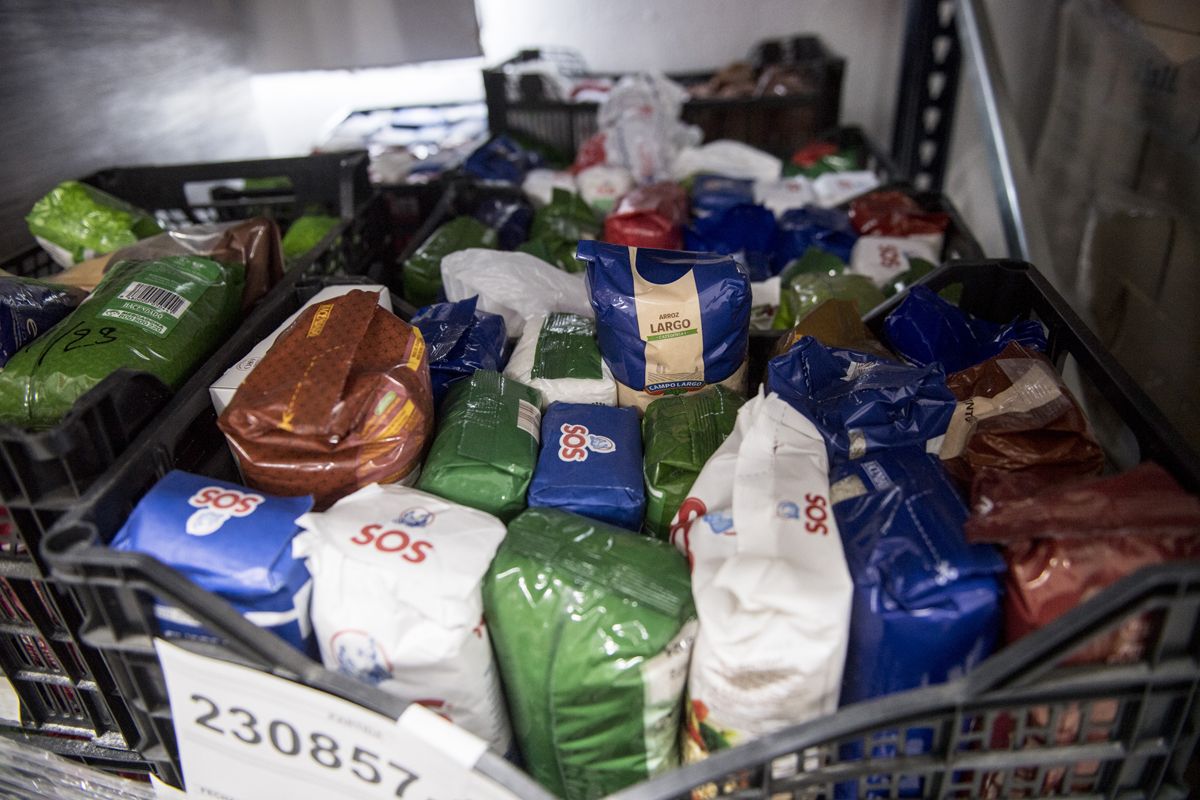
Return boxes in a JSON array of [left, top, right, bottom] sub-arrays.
[[117, 282, 190, 318], [516, 399, 541, 443]]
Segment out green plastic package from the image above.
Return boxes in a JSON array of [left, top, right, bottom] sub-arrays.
[[779, 248, 846, 283], [773, 271, 886, 330], [519, 188, 600, 273], [517, 236, 580, 273], [0, 256, 244, 428], [642, 386, 745, 538], [281, 214, 339, 260], [26, 181, 162, 266], [483, 508, 696, 800], [416, 370, 540, 520], [402, 216, 497, 306]]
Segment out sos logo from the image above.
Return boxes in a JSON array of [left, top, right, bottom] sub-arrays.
[[185, 487, 264, 536], [350, 524, 433, 564], [558, 423, 615, 462]]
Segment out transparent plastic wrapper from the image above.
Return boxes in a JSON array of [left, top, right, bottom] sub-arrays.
[[966, 462, 1200, 664], [671, 139, 783, 182], [767, 336, 956, 459], [473, 196, 534, 251], [576, 165, 634, 213], [669, 392, 852, 761], [642, 384, 744, 539], [522, 168, 578, 208], [463, 134, 544, 183], [755, 175, 817, 217], [848, 190, 949, 240], [849, 235, 940, 289], [482, 507, 696, 800], [603, 182, 688, 250], [683, 203, 778, 281], [412, 297, 507, 406], [416, 370, 540, 521], [772, 206, 858, 266], [26, 180, 162, 267], [0, 255, 244, 428], [293, 483, 512, 751], [689, 173, 755, 218], [773, 271, 885, 331], [402, 216, 497, 307], [812, 170, 881, 208], [219, 290, 434, 510], [597, 73, 700, 184], [774, 298, 895, 361], [280, 214, 339, 260], [441, 249, 593, 338], [503, 312, 616, 408], [0, 734, 154, 800], [110, 470, 315, 654], [883, 286, 1048, 373], [579, 240, 751, 399], [0, 276, 86, 367]]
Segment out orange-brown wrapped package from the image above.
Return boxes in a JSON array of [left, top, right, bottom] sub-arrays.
[[219, 290, 434, 509]]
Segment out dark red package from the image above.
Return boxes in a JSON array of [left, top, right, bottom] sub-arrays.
[[848, 190, 950, 238], [602, 182, 688, 250], [790, 140, 839, 168], [571, 132, 608, 174], [940, 342, 1105, 501], [965, 462, 1200, 663]]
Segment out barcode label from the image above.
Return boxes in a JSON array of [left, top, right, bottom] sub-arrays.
[[516, 399, 541, 443], [118, 282, 191, 318]]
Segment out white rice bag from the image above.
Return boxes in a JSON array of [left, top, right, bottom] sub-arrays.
[[849, 235, 940, 288], [750, 276, 782, 330], [812, 170, 881, 207], [754, 176, 816, 217], [576, 165, 634, 213], [293, 484, 512, 752], [671, 140, 783, 182], [441, 248, 593, 338], [669, 392, 853, 761], [522, 169, 578, 208], [504, 313, 617, 408]]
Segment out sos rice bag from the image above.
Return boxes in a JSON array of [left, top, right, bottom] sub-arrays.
[[812, 170, 880, 208], [603, 182, 688, 250], [27, 180, 162, 267], [767, 336, 956, 459], [417, 370, 541, 521], [689, 173, 755, 217], [576, 165, 634, 213], [412, 297, 507, 406], [884, 286, 1048, 373], [110, 470, 314, 654], [528, 402, 644, 530], [683, 203, 777, 281], [670, 392, 852, 761], [219, 290, 434, 509], [280, 214, 339, 261], [293, 484, 512, 751], [503, 312, 616, 408], [402, 216, 497, 307], [473, 196, 533, 251], [772, 271, 885, 331], [0, 277, 86, 367], [642, 385, 744, 539], [772, 206, 858, 266], [754, 176, 816, 217], [483, 507, 696, 799], [522, 168, 577, 208], [849, 236, 940, 289], [830, 449, 1003, 705], [579, 240, 751, 399], [0, 255, 244, 428]]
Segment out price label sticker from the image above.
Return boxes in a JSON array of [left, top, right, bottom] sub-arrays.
[[155, 639, 519, 800]]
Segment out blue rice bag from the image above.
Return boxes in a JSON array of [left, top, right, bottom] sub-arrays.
[[683, 203, 777, 281], [689, 174, 755, 217], [772, 206, 858, 266], [528, 402, 645, 530], [110, 470, 315, 655], [412, 296, 507, 406], [0, 277, 86, 367], [474, 196, 533, 250], [767, 335, 955, 459], [883, 285, 1048, 373], [578, 240, 751, 394], [464, 135, 545, 184]]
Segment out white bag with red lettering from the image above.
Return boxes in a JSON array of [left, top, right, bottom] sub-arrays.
[[669, 391, 853, 762], [292, 484, 512, 753]]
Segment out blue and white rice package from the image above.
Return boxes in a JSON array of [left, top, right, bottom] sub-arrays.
[[689, 174, 755, 218], [293, 483, 512, 752], [767, 336, 956, 459], [109, 470, 314, 654], [0, 277, 85, 367], [463, 134, 544, 184], [412, 297, 507, 406], [528, 402, 645, 529], [683, 203, 778, 282], [772, 207, 858, 266], [473, 196, 533, 250], [578, 240, 751, 409], [830, 448, 1004, 705], [849, 236, 939, 288]]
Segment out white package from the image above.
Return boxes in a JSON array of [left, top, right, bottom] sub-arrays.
[[209, 285, 391, 414], [812, 170, 881, 208], [598, 73, 701, 183], [503, 313, 617, 408], [293, 484, 512, 753], [755, 176, 816, 217], [671, 140, 783, 183], [576, 165, 634, 213], [849, 235, 940, 288], [750, 276, 782, 330], [669, 392, 853, 758], [522, 169, 578, 208], [441, 248, 592, 338]]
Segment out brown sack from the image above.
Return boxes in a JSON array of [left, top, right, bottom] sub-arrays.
[[219, 290, 434, 509], [772, 298, 895, 360]]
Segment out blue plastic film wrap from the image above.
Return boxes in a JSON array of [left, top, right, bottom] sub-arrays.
[[412, 296, 507, 406]]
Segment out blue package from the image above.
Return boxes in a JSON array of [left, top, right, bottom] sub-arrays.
[[474, 197, 533, 250], [412, 297, 507, 405], [883, 285, 1048, 373], [683, 203, 778, 281], [578, 240, 751, 393], [463, 135, 544, 184], [772, 206, 858, 266], [0, 277, 85, 367], [528, 402, 645, 530], [767, 336, 956, 459], [689, 173, 755, 217], [110, 470, 315, 655]]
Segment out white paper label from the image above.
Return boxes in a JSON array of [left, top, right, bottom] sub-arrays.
[[155, 639, 518, 800]]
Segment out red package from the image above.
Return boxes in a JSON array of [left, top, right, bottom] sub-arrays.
[[571, 132, 608, 174], [602, 182, 688, 250], [848, 190, 950, 237], [790, 140, 839, 168]]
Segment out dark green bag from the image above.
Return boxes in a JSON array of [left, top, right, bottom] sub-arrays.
[[402, 216, 497, 306]]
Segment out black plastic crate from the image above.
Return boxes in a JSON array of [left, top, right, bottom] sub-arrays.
[[42, 262, 1200, 796], [484, 37, 844, 158]]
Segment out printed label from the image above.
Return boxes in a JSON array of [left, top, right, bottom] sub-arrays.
[[186, 486, 264, 535], [307, 303, 334, 337], [631, 250, 706, 392], [515, 399, 541, 443], [557, 423, 615, 462], [99, 261, 218, 338]]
